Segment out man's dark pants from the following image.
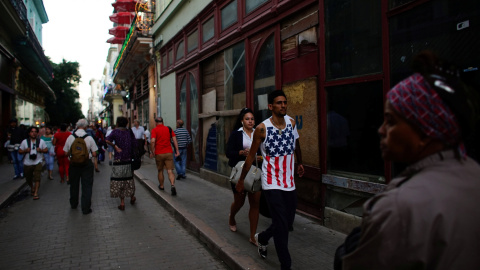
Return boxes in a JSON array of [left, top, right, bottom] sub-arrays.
[[69, 160, 94, 213], [257, 189, 297, 270]]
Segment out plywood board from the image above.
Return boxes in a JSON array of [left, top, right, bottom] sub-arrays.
[[282, 77, 320, 167]]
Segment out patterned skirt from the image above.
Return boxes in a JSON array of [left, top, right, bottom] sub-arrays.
[[110, 161, 135, 198]]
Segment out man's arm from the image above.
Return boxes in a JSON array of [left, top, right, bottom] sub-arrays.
[[290, 118, 304, 177], [235, 123, 266, 193], [295, 140, 304, 177], [149, 137, 156, 158], [172, 136, 180, 157]]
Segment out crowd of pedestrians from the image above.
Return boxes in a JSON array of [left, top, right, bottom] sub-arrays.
[[2, 50, 479, 269]]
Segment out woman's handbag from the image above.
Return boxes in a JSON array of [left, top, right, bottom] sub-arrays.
[[229, 157, 262, 193]]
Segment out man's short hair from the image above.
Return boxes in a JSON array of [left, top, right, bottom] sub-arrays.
[[27, 126, 39, 133], [10, 118, 18, 123], [134, 120, 140, 124], [76, 119, 88, 128], [155, 117, 163, 123], [268, 90, 287, 104], [177, 119, 184, 127]]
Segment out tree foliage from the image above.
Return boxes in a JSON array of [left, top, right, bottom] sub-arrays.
[[45, 59, 85, 126]]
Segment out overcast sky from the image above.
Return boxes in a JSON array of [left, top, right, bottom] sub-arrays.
[[43, 0, 115, 116]]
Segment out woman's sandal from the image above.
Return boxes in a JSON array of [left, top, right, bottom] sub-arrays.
[[249, 238, 258, 246], [228, 214, 237, 232], [33, 195, 40, 200], [118, 205, 125, 211], [130, 196, 136, 205]]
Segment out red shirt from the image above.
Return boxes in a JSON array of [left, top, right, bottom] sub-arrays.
[[53, 131, 71, 156], [151, 124, 175, 155]]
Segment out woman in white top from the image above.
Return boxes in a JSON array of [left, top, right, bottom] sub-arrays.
[[226, 108, 263, 246]]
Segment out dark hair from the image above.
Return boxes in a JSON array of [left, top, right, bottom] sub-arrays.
[[116, 116, 129, 128], [233, 108, 254, 131], [268, 90, 287, 104], [60, 123, 67, 131], [27, 126, 39, 133], [412, 51, 480, 138], [45, 126, 53, 134]]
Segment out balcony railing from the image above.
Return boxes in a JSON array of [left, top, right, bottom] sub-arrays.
[[9, 0, 53, 78]]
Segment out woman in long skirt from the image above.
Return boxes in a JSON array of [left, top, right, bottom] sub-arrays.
[[106, 116, 137, 210]]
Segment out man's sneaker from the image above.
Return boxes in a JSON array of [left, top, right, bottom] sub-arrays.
[[255, 233, 267, 259], [20, 173, 24, 178], [176, 175, 181, 180], [181, 174, 186, 179], [13, 175, 19, 180], [171, 186, 177, 196]]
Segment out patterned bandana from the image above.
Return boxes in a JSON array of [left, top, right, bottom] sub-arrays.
[[387, 73, 463, 152]]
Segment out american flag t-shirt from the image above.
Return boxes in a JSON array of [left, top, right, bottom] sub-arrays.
[[260, 117, 296, 191]]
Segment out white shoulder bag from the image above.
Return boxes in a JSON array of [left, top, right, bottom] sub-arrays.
[[229, 157, 262, 193]]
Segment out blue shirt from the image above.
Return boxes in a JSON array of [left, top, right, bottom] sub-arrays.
[[174, 127, 192, 148]]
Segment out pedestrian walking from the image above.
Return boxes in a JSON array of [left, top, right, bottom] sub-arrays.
[[144, 125, 151, 155], [41, 126, 55, 180], [226, 108, 262, 246], [132, 120, 147, 158], [37, 123, 46, 138], [174, 119, 192, 179], [52, 123, 71, 183], [94, 124, 106, 165], [18, 126, 48, 200], [106, 125, 116, 165], [63, 119, 98, 215], [86, 125, 101, 172], [105, 116, 137, 211], [337, 51, 480, 270], [150, 117, 180, 195], [6, 118, 26, 179], [236, 90, 304, 270]]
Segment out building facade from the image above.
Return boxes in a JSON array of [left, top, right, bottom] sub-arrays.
[[150, 0, 479, 232], [106, 0, 479, 232], [1, 0, 54, 161]]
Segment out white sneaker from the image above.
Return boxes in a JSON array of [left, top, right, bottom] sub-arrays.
[[255, 233, 267, 259]]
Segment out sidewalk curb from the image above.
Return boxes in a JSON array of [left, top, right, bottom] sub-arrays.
[[134, 170, 264, 270], [0, 181, 27, 210]]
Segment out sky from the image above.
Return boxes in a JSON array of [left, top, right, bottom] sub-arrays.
[[43, 0, 115, 116]]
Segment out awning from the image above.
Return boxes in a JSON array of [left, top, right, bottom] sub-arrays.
[[112, 0, 138, 12], [108, 26, 130, 38], [109, 12, 135, 24], [107, 37, 125, 44]]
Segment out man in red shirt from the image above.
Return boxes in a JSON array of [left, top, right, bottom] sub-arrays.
[[150, 117, 180, 195]]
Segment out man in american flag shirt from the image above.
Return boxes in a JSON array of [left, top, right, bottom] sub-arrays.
[[236, 90, 304, 270]]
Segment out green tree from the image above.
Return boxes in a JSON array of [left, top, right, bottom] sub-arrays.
[[45, 59, 85, 125]]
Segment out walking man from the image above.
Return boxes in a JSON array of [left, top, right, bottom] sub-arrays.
[[236, 90, 304, 270], [132, 120, 147, 158], [19, 126, 48, 200], [150, 117, 180, 196], [174, 119, 192, 179], [6, 119, 26, 179], [63, 119, 98, 215]]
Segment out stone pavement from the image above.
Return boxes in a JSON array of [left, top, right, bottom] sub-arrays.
[[0, 158, 227, 269], [134, 157, 346, 270], [0, 155, 346, 269]]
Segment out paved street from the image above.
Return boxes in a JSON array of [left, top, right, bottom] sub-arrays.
[[0, 158, 228, 270]]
